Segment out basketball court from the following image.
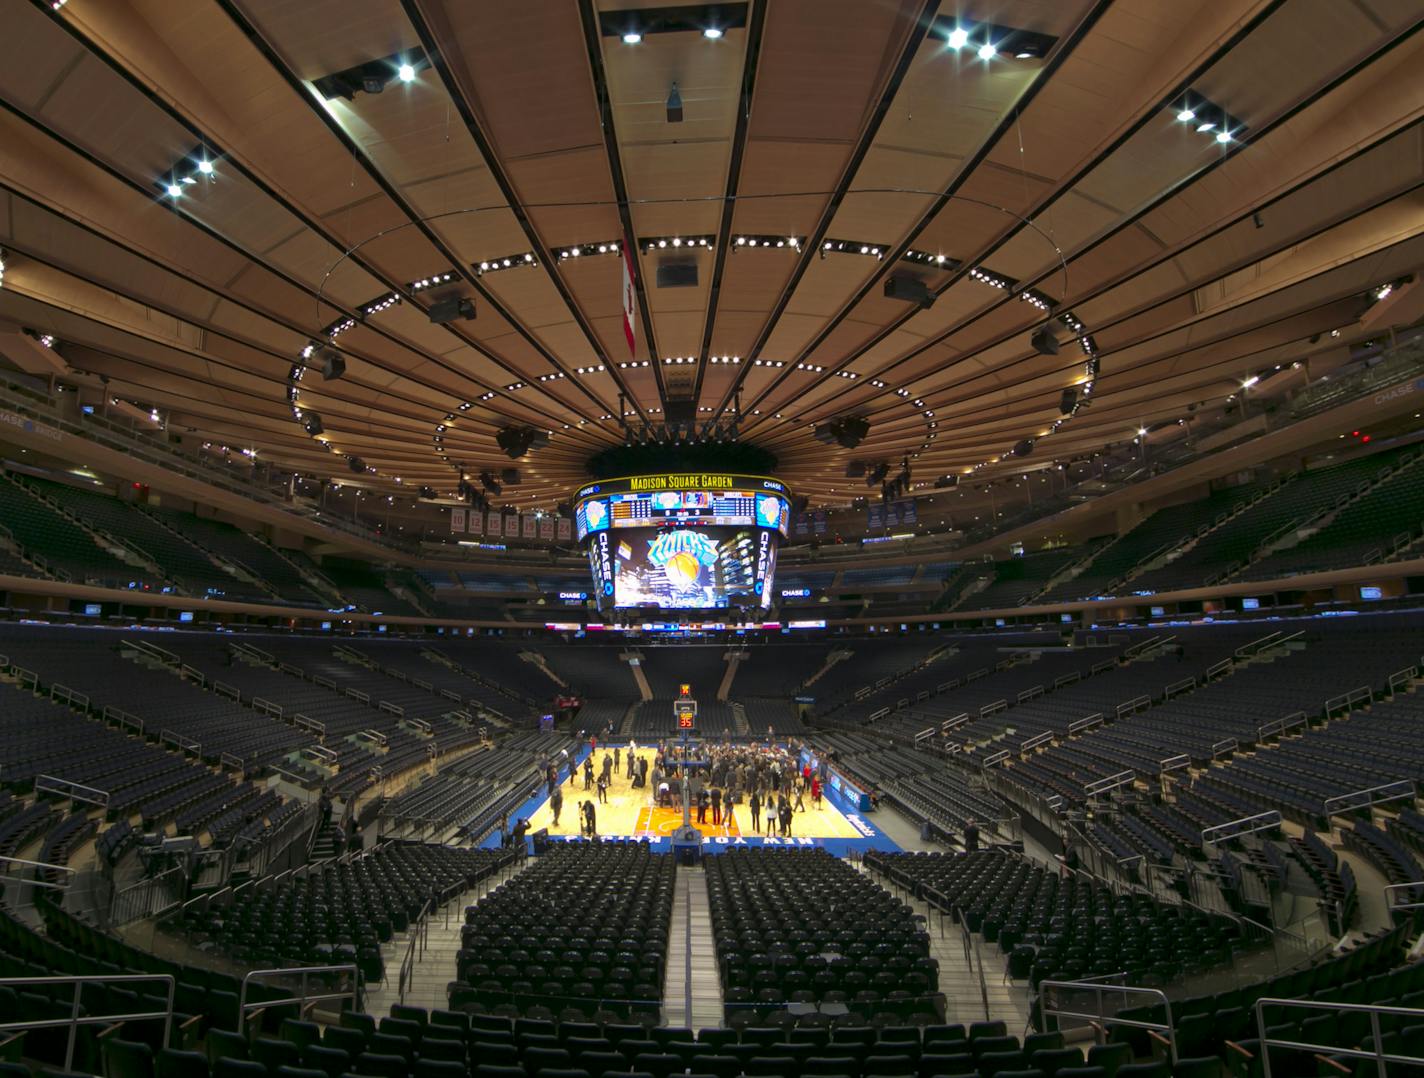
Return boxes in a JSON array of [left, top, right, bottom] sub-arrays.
[[509, 747, 897, 854]]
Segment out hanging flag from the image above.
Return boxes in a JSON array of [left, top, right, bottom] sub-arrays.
[[621, 238, 637, 356], [450, 507, 466, 534]]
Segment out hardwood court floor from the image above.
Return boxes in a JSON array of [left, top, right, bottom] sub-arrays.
[[523, 748, 865, 840]]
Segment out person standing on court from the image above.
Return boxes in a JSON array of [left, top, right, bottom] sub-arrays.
[[551, 786, 564, 827], [697, 786, 708, 824], [749, 791, 762, 833], [597, 773, 609, 804], [711, 786, 722, 826], [583, 756, 594, 790], [780, 800, 793, 837], [614, 746, 621, 775]]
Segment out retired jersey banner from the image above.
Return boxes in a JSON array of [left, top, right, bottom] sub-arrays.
[[450, 506, 466, 534], [556, 517, 573, 541], [486, 511, 502, 537], [522, 514, 537, 538], [621, 239, 637, 356], [539, 516, 555, 540], [467, 510, 483, 535], [505, 513, 520, 537]]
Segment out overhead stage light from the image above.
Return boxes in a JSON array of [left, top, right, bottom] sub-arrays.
[[978, 42, 997, 59], [302, 413, 324, 437], [427, 295, 476, 324], [1215, 130, 1232, 143], [1031, 326, 1059, 356], [319, 349, 346, 381], [703, 27, 723, 39], [622, 31, 642, 44], [165, 183, 183, 198], [945, 27, 968, 48], [398, 63, 416, 82]]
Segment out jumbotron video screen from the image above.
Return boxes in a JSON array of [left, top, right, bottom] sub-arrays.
[[576, 474, 789, 611]]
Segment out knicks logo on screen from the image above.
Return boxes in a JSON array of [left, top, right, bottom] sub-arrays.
[[647, 530, 719, 590]]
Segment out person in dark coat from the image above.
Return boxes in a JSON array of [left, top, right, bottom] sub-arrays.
[[711, 787, 723, 826], [551, 786, 564, 827], [697, 786, 709, 824], [780, 801, 793, 836], [963, 819, 980, 852], [749, 792, 762, 833], [614, 746, 621, 774]]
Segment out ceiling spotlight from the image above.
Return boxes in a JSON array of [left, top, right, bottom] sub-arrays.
[[361, 74, 387, 95], [1375, 284, 1393, 300], [1176, 109, 1195, 122], [666, 82, 683, 123], [1215, 130, 1232, 143], [703, 26, 723, 39], [946, 26, 968, 48], [196, 159, 214, 175], [165, 183, 183, 198], [1195, 121, 1216, 133], [397, 63, 416, 82], [622, 31, 642, 44], [1137, 426, 1148, 437], [977, 42, 997, 59]]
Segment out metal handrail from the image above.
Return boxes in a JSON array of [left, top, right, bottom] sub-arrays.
[[238, 964, 360, 1032], [397, 900, 433, 1004], [1039, 979, 1177, 1063], [1254, 996, 1424, 1078], [0, 973, 174, 1071]]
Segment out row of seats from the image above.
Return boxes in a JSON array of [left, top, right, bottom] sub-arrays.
[[454, 844, 674, 1020], [708, 849, 940, 1021]]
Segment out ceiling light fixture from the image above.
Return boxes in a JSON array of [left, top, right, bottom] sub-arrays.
[[945, 26, 969, 48], [977, 42, 997, 59], [703, 26, 723, 39], [397, 63, 416, 82], [622, 31, 642, 44]]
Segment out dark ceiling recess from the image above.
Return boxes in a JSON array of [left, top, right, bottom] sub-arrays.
[[599, 3, 749, 40], [586, 439, 778, 480]]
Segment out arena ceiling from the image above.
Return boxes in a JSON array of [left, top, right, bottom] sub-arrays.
[[0, 0, 1420, 513]]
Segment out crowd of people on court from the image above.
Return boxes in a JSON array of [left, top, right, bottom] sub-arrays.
[[501, 736, 846, 844]]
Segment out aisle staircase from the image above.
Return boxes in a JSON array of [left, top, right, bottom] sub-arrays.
[[308, 823, 343, 861], [664, 865, 722, 1028]]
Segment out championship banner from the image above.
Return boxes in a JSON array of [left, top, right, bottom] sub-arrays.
[[901, 499, 918, 524], [450, 506, 466, 534], [812, 509, 828, 535], [556, 517, 572, 541], [521, 514, 537, 538], [467, 510, 483, 535], [621, 237, 637, 356], [486, 511, 502, 537], [505, 513, 520, 538], [539, 516, 555, 540], [867, 503, 884, 530]]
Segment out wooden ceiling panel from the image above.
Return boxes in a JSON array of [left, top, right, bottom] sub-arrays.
[[747, 0, 919, 143], [2, 0, 1414, 502]]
